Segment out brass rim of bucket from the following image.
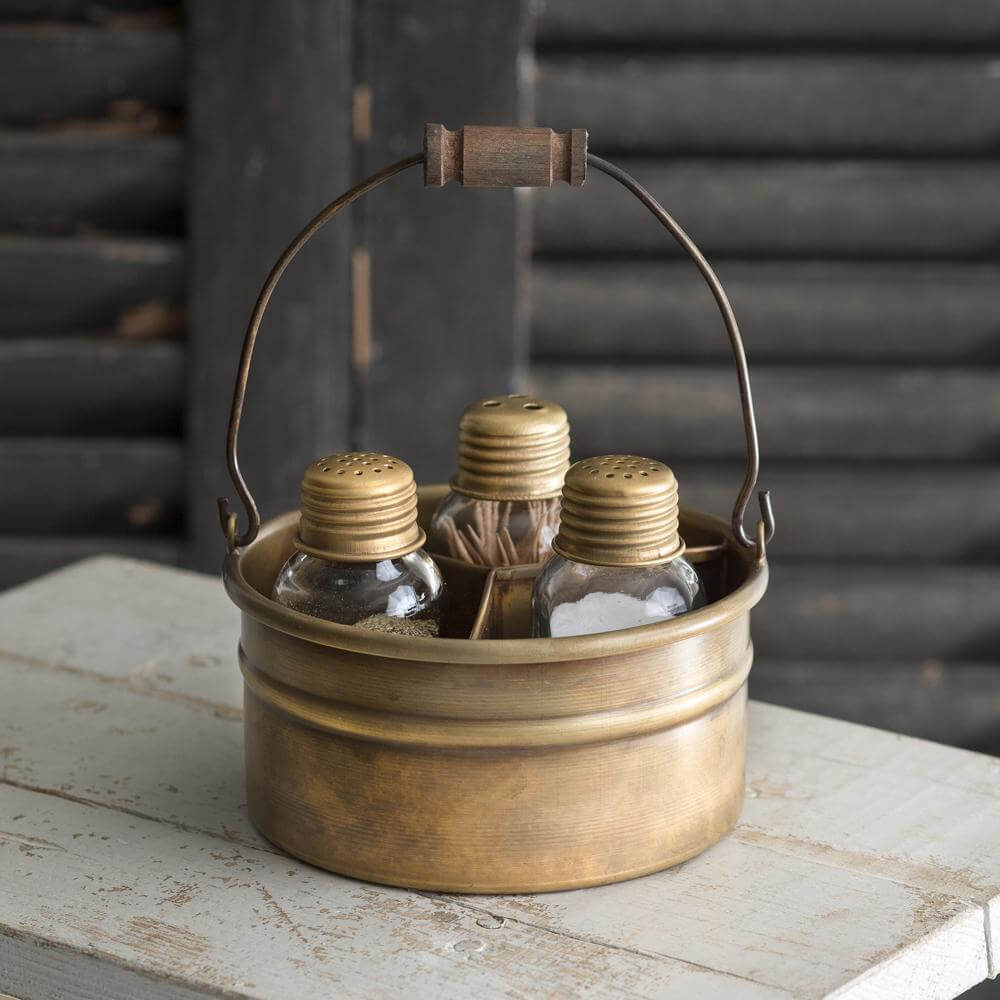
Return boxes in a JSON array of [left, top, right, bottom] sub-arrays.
[[223, 500, 768, 665]]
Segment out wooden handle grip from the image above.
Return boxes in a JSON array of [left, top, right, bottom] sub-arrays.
[[424, 124, 587, 188]]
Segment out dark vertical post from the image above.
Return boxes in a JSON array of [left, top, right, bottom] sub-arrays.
[[354, 1, 530, 482], [187, 2, 354, 570]]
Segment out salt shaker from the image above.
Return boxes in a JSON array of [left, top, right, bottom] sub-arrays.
[[273, 452, 445, 636], [429, 394, 570, 566], [532, 455, 705, 638]]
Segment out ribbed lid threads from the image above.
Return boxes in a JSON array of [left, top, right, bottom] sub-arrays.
[[295, 452, 425, 562], [451, 394, 570, 501], [552, 456, 686, 567]]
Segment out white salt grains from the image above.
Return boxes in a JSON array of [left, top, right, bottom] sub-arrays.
[[548, 588, 689, 638]]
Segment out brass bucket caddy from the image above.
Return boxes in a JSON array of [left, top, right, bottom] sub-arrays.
[[219, 124, 775, 894]]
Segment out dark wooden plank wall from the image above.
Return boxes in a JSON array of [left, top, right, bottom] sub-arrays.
[[186, 1, 525, 566], [354, 2, 526, 484], [0, 1, 527, 584], [531, 0, 1000, 751], [187, 2, 354, 570], [0, 2, 184, 589]]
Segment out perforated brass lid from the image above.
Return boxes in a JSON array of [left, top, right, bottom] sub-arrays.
[[451, 394, 570, 501], [552, 455, 686, 567], [295, 452, 425, 563]]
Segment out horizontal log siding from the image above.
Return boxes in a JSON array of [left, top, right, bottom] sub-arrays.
[[0, 12, 184, 589], [529, 4, 1000, 752]]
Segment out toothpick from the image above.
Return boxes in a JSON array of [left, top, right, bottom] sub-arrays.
[[463, 523, 492, 566], [499, 527, 519, 566]]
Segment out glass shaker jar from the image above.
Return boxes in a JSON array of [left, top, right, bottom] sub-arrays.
[[273, 452, 445, 637], [532, 456, 705, 638], [428, 394, 570, 566]]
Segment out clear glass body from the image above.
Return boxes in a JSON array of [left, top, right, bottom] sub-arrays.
[[428, 491, 561, 567], [531, 554, 706, 638], [272, 549, 445, 637]]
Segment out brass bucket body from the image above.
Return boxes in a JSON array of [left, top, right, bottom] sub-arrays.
[[224, 486, 767, 894]]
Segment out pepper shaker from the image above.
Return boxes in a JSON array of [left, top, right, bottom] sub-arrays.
[[273, 452, 445, 635]]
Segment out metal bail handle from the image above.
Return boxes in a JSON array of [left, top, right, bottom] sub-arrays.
[[586, 153, 774, 556], [219, 125, 774, 557]]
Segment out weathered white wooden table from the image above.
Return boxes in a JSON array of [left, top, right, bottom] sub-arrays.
[[0, 557, 997, 999]]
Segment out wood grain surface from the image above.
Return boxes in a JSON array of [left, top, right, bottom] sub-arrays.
[[0, 132, 182, 234], [0, 339, 182, 435], [535, 159, 1000, 258], [535, 0, 1000, 46], [537, 56, 1000, 154], [356, 3, 525, 483], [0, 8, 187, 591], [0, 235, 182, 332], [531, 365, 1000, 461], [0, 24, 182, 123], [528, 2, 1000, 752], [0, 438, 182, 535], [186, 1, 354, 570], [532, 261, 1000, 363]]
